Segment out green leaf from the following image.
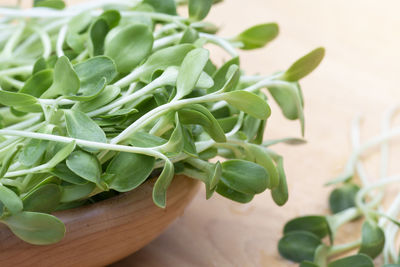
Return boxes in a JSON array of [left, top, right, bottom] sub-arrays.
[[50, 163, 87, 185], [129, 132, 167, 148], [45, 141, 76, 168], [222, 91, 271, 120], [271, 157, 289, 206], [99, 10, 121, 29], [0, 145, 22, 177], [160, 117, 184, 154], [206, 161, 222, 199], [247, 144, 279, 189], [0, 90, 41, 113], [178, 104, 226, 142], [189, 0, 213, 21], [153, 159, 174, 208], [64, 109, 107, 151], [75, 84, 120, 112], [41, 56, 80, 98], [34, 0, 65, 9], [283, 47, 325, 82], [208, 57, 239, 93], [218, 65, 241, 93], [267, 82, 305, 135], [60, 182, 95, 203], [182, 126, 197, 157], [19, 125, 53, 166], [71, 56, 117, 100], [263, 137, 306, 147], [278, 231, 321, 263], [180, 27, 199, 44], [236, 23, 279, 50], [283, 216, 332, 240], [175, 48, 210, 100], [138, 44, 195, 83], [19, 69, 53, 97], [89, 18, 109, 56], [105, 24, 154, 73], [243, 115, 261, 142], [0, 184, 23, 215], [68, 11, 92, 34], [220, 159, 268, 195], [216, 180, 254, 203], [300, 261, 319, 267], [2, 211, 65, 245], [328, 254, 374, 267], [267, 82, 301, 120], [22, 184, 61, 213], [359, 220, 385, 259], [143, 0, 177, 15], [66, 151, 101, 184], [105, 152, 155, 192], [329, 183, 360, 214], [32, 57, 47, 74]]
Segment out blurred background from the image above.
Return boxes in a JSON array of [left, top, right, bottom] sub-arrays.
[[3, 0, 400, 266]]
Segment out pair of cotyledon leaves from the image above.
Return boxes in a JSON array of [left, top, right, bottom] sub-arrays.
[[279, 183, 385, 265]]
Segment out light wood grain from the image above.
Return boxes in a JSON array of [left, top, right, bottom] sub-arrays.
[[0, 176, 199, 267], [3, 0, 400, 266]]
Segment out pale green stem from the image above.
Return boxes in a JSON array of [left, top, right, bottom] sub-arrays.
[[38, 98, 76, 106], [351, 114, 369, 186], [15, 19, 67, 56], [327, 239, 361, 257], [32, 26, 52, 59], [211, 77, 278, 111], [328, 126, 400, 185], [154, 23, 179, 39], [153, 33, 183, 51], [0, 129, 167, 160], [0, 65, 32, 76], [2, 115, 42, 130], [0, 76, 24, 89], [1, 21, 25, 57], [356, 175, 400, 217], [199, 33, 238, 57], [75, 48, 89, 62], [88, 70, 177, 117], [56, 25, 68, 57], [110, 92, 224, 144]]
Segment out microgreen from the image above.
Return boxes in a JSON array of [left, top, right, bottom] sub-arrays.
[[0, 0, 323, 245], [278, 108, 400, 266]]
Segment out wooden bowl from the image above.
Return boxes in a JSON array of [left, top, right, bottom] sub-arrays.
[[0, 175, 200, 267]]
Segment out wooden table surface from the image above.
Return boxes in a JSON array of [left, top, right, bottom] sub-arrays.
[[8, 0, 400, 266]]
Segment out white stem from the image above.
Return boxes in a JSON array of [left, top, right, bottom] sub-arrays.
[[0, 76, 24, 89], [351, 114, 369, 186], [111, 93, 223, 144], [0, 65, 32, 76], [199, 33, 238, 57], [56, 25, 68, 57], [211, 77, 276, 111], [2, 115, 42, 130], [15, 19, 67, 56], [89, 74, 171, 117], [153, 33, 183, 50], [33, 26, 52, 59], [1, 21, 25, 57], [0, 129, 165, 159], [38, 98, 76, 106]]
